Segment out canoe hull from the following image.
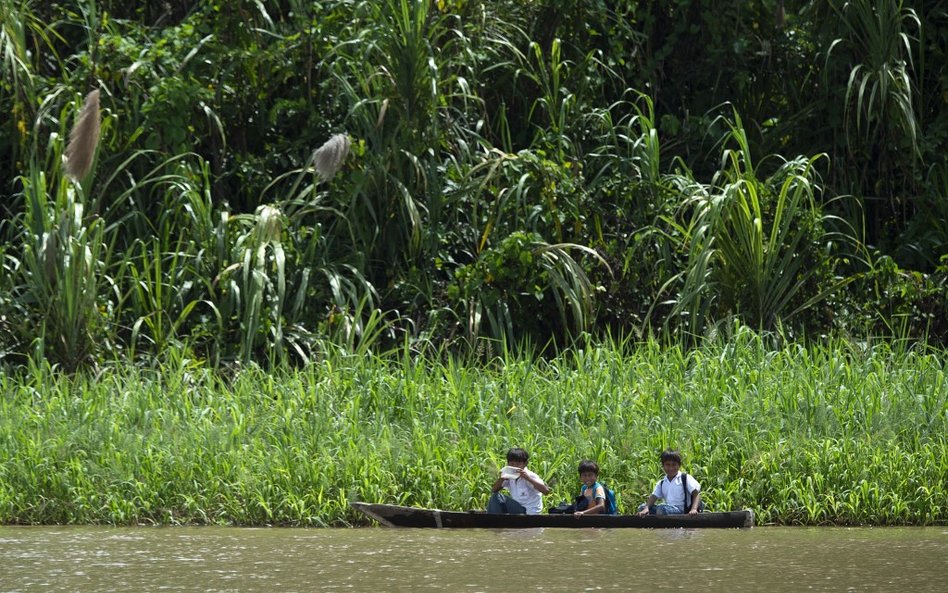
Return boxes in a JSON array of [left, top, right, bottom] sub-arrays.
[[351, 502, 754, 528]]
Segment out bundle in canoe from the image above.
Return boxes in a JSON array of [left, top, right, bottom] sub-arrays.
[[351, 502, 754, 528]]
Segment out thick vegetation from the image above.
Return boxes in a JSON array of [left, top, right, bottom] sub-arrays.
[[1, 333, 945, 526], [0, 2, 946, 526], [1, 0, 945, 367]]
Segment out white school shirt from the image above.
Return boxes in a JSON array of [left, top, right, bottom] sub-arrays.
[[502, 469, 547, 515], [651, 472, 701, 509]]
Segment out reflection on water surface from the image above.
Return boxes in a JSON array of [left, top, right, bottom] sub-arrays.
[[1, 525, 945, 592]]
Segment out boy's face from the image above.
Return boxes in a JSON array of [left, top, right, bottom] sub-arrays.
[[579, 470, 598, 486], [662, 460, 680, 479], [507, 460, 527, 469]]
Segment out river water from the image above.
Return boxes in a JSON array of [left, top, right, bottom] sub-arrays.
[[1, 525, 945, 592]]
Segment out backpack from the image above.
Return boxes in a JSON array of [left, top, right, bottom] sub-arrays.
[[578, 482, 618, 515], [602, 484, 618, 515], [548, 500, 573, 514], [681, 473, 706, 513]]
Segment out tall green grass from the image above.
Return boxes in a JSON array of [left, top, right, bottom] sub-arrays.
[[1, 330, 944, 526]]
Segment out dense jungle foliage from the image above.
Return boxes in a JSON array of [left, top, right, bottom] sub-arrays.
[[1, 0, 947, 369]]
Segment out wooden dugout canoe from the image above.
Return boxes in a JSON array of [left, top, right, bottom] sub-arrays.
[[351, 502, 755, 529]]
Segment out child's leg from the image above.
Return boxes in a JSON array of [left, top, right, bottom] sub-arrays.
[[505, 497, 527, 514], [487, 492, 506, 513], [487, 492, 527, 514]]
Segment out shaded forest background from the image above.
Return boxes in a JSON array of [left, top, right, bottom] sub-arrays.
[[1, 0, 946, 370]]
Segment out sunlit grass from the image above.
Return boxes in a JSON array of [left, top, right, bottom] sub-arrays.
[[1, 330, 944, 527]]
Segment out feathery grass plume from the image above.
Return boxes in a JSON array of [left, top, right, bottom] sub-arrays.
[[63, 89, 101, 181], [312, 133, 351, 181], [255, 204, 283, 243]]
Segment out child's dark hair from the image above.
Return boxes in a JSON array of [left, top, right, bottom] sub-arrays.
[[578, 459, 599, 475], [660, 449, 682, 464], [506, 447, 529, 463]]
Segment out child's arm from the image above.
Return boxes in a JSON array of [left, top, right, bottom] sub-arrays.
[[688, 490, 701, 514], [491, 476, 505, 493], [576, 484, 606, 517], [521, 470, 551, 495], [636, 494, 658, 516], [576, 498, 605, 516]]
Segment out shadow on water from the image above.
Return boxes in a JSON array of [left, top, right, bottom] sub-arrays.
[[0, 525, 945, 592]]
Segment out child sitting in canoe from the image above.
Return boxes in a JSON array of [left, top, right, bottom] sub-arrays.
[[573, 459, 616, 517], [487, 447, 550, 515], [635, 449, 703, 516]]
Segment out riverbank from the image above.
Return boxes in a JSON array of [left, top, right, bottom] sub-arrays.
[[1, 334, 945, 526]]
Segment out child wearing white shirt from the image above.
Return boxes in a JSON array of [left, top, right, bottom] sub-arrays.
[[487, 447, 550, 515], [635, 449, 703, 516]]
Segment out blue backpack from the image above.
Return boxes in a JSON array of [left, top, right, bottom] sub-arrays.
[[579, 482, 618, 515], [602, 484, 618, 515]]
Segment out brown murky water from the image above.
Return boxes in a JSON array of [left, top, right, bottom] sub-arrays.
[[0, 525, 944, 592]]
